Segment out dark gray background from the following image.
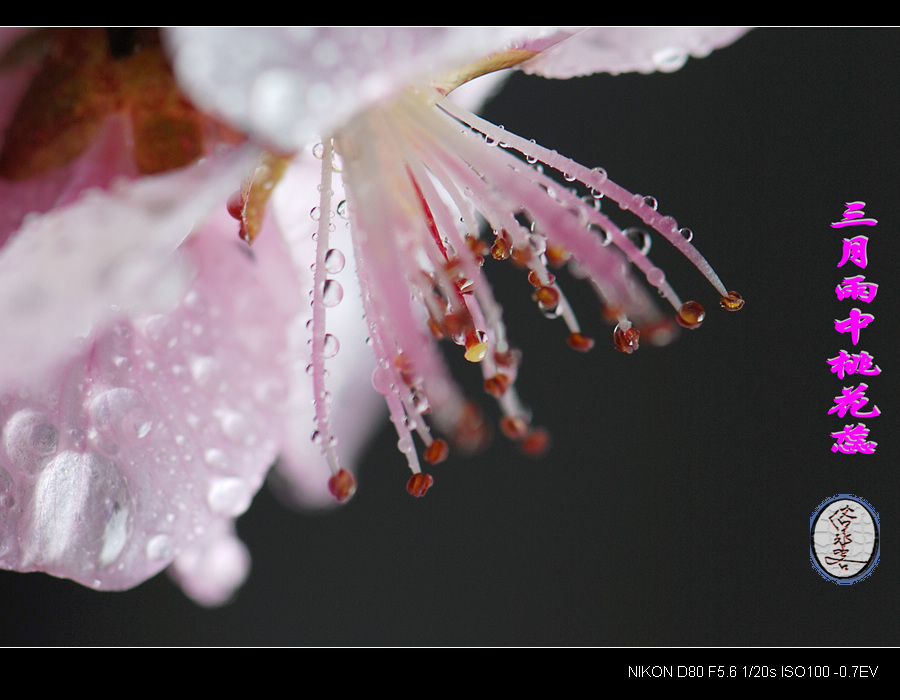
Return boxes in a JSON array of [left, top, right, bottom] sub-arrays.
[[2, 27, 898, 646]]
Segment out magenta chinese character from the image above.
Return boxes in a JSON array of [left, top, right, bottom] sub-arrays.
[[828, 383, 880, 419], [826, 350, 881, 380], [834, 308, 874, 345], [830, 423, 877, 454], [831, 201, 878, 228], [836, 236, 870, 269], [835, 275, 878, 303]]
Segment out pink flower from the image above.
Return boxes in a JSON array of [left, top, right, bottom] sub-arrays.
[[0, 27, 747, 605]]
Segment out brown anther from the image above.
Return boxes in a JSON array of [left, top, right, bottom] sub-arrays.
[[442, 311, 472, 338], [567, 332, 595, 352], [545, 244, 571, 268], [424, 439, 449, 465], [455, 276, 476, 295], [493, 348, 521, 368], [500, 415, 529, 441], [641, 317, 677, 347], [519, 427, 551, 458], [464, 330, 488, 363], [613, 325, 640, 354], [510, 245, 533, 267], [427, 316, 445, 340], [719, 290, 744, 311], [395, 352, 418, 386], [491, 238, 511, 261], [602, 305, 622, 324], [328, 469, 357, 503], [406, 472, 434, 497], [527, 269, 555, 287], [532, 285, 560, 309], [483, 373, 512, 398], [454, 401, 490, 454], [465, 235, 489, 263], [676, 301, 706, 329]]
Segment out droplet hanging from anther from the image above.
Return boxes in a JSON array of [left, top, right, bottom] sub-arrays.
[[676, 301, 706, 329], [719, 290, 744, 311], [406, 472, 434, 497], [613, 324, 640, 354], [328, 469, 357, 503], [464, 331, 488, 363]]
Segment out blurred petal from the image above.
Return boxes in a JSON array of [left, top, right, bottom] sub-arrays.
[[164, 27, 543, 151], [0, 145, 258, 390], [0, 204, 298, 602], [518, 27, 752, 77]]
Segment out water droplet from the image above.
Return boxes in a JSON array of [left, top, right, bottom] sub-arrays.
[[312, 142, 325, 159], [623, 227, 652, 255], [146, 534, 173, 561], [322, 279, 343, 307], [322, 333, 339, 359], [28, 451, 130, 566], [4, 410, 58, 468], [642, 195, 659, 210], [206, 477, 254, 517], [679, 227, 694, 242], [336, 199, 349, 219], [204, 448, 229, 470], [397, 435, 414, 454], [215, 408, 251, 444], [325, 250, 346, 277], [676, 301, 706, 329], [652, 47, 689, 73], [613, 324, 641, 354], [719, 290, 745, 311], [646, 267, 666, 287], [89, 388, 154, 443], [99, 500, 129, 565], [371, 366, 393, 395], [190, 355, 219, 386], [309, 206, 321, 221]]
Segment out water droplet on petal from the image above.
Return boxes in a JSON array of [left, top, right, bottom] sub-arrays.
[[4, 410, 58, 468], [146, 534, 173, 561], [204, 448, 229, 470], [207, 477, 254, 517]]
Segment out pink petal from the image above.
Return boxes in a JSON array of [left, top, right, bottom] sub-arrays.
[[0, 145, 258, 391], [517, 27, 752, 77], [164, 27, 539, 151], [0, 206, 298, 603]]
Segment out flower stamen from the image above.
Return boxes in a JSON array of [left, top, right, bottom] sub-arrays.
[[313, 84, 742, 500]]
